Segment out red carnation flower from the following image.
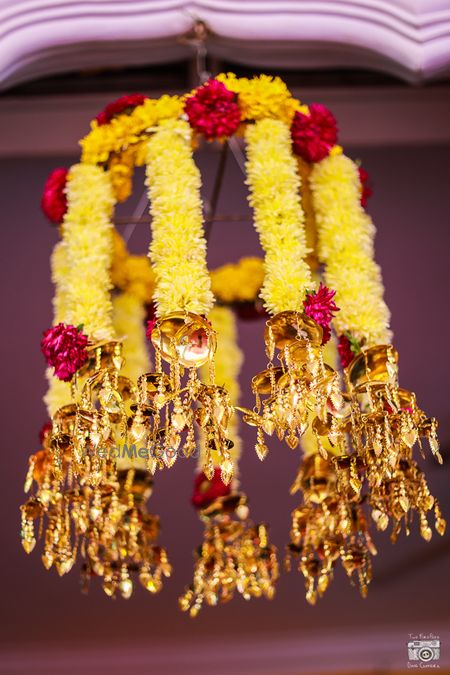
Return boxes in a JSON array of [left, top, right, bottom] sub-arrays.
[[185, 79, 241, 140], [338, 335, 355, 369], [358, 166, 373, 208], [96, 94, 148, 126], [39, 421, 52, 446], [41, 323, 89, 381], [191, 468, 231, 509], [41, 168, 68, 224], [291, 104, 338, 162], [304, 284, 339, 344]]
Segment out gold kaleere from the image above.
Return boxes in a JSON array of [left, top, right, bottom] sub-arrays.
[[179, 492, 278, 617], [150, 312, 236, 484], [286, 455, 375, 604], [243, 311, 343, 454]]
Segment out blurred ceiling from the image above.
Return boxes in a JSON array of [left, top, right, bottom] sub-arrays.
[[1, 0, 450, 91]]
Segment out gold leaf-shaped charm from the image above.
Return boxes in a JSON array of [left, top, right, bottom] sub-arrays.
[[163, 447, 177, 469], [171, 412, 186, 431], [318, 444, 328, 460], [420, 523, 432, 542], [220, 459, 233, 485], [98, 387, 122, 414], [399, 496, 410, 512], [403, 429, 417, 449], [372, 509, 389, 532], [436, 517, 446, 537], [22, 536, 36, 554], [255, 442, 269, 461], [262, 418, 275, 436]]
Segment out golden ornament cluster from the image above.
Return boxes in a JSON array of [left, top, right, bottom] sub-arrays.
[[20, 73, 445, 613]]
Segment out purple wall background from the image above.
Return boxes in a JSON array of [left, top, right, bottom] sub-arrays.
[[0, 141, 449, 670]]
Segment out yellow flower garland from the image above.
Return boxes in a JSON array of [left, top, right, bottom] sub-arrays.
[[44, 241, 72, 417], [112, 291, 150, 382], [310, 154, 391, 345], [145, 119, 214, 317], [245, 119, 312, 314], [112, 290, 151, 473], [62, 164, 116, 339], [210, 257, 264, 304], [111, 227, 264, 306], [80, 95, 183, 165], [217, 73, 307, 124], [199, 305, 243, 472]]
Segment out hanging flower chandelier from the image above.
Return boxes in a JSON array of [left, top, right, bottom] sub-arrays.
[[21, 72, 445, 611]]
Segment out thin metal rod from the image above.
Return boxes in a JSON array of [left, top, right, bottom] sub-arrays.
[[114, 213, 251, 225], [122, 190, 149, 245], [204, 142, 229, 242], [228, 136, 247, 175]]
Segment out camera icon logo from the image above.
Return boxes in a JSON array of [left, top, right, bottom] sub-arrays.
[[408, 639, 440, 663]]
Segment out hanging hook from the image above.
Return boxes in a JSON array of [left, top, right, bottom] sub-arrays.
[[178, 19, 212, 85]]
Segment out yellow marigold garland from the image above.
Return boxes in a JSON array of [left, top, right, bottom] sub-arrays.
[[199, 305, 243, 471], [112, 291, 150, 382], [245, 119, 312, 314], [310, 154, 391, 345], [217, 73, 307, 124], [80, 95, 183, 165], [44, 241, 72, 416], [62, 164, 116, 339], [210, 257, 264, 304], [145, 119, 214, 316]]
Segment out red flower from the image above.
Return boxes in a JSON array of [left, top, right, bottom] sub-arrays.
[[96, 94, 148, 126], [338, 335, 355, 369], [191, 468, 231, 509], [185, 79, 241, 140], [41, 168, 68, 224], [291, 104, 338, 162], [304, 284, 339, 344], [41, 323, 89, 381], [358, 166, 373, 208], [39, 422, 52, 446]]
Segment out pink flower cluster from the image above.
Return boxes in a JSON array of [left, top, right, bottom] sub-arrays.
[[304, 283, 340, 344], [358, 166, 373, 207], [337, 334, 355, 368], [96, 94, 148, 126], [185, 79, 241, 140], [41, 168, 68, 224], [41, 323, 89, 381], [291, 104, 338, 163]]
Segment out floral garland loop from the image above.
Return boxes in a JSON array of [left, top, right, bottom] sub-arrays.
[[145, 119, 214, 317], [245, 119, 312, 314], [310, 154, 391, 346], [62, 164, 116, 339]]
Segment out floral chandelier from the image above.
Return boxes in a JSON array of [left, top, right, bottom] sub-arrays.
[[21, 72, 445, 611]]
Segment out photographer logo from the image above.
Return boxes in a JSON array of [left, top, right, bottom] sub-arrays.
[[407, 634, 440, 669]]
